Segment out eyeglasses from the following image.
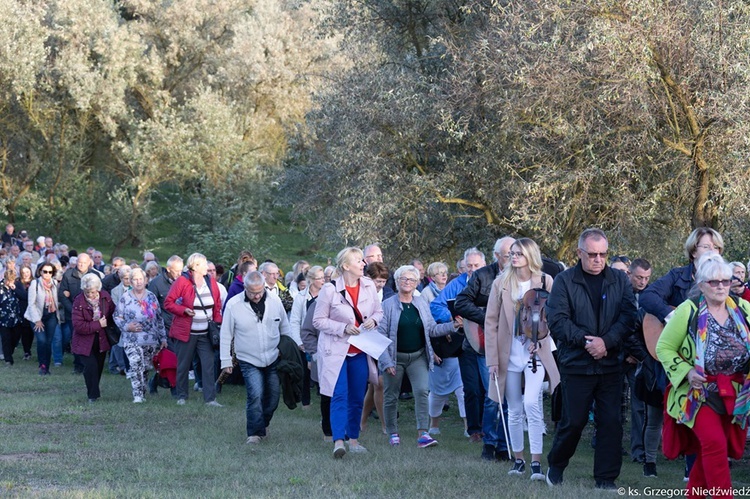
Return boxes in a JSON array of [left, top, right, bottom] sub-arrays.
[[706, 279, 731, 288], [579, 250, 608, 260], [41, 270, 54, 274], [247, 290, 265, 298], [509, 251, 525, 258], [432, 271, 448, 276], [696, 244, 719, 251], [398, 277, 418, 284]]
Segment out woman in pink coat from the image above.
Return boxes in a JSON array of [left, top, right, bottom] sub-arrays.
[[313, 247, 383, 458]]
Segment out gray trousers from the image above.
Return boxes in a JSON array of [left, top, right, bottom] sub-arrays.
[[644, 404, 663, 464], [175, 334, 216, 402], [383, 349, 430, 435]]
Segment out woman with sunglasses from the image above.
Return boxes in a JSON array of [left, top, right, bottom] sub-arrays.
[[24, 262, 61, 375], [485, 238, 559, 480], [378, 265, 461, 448], [657, 253, 750, 499]]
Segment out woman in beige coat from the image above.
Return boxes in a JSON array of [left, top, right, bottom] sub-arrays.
[[485, 238, 560, 481]]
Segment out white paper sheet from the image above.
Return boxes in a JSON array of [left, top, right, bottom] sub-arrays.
[[347, 327, 392, 359]]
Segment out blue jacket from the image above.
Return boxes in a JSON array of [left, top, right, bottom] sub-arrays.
[[430, 273, 469, 324], [639, 264, 693, 323]]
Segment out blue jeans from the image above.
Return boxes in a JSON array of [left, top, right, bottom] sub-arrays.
[[35, 313, 57, 368], [330, 353, 368, 441], [239, 359, 280, 437], [52, 320, 72, 365], [458, 346, 484, 436], [478, 354, 509, 451]]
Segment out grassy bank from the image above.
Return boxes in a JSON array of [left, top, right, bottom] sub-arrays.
[[2, 359, 749, 498]]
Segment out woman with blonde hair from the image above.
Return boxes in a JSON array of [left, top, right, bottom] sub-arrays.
[[313, 247, 383, 458], [484, 237, 559, 481]]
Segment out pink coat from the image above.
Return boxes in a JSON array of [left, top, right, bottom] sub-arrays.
[[313, 276, 383, 396], [483, 273, 560, 403]]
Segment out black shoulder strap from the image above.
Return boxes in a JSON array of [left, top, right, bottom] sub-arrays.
[[334, 279, 365, 325], [541, 273, 547, 291]]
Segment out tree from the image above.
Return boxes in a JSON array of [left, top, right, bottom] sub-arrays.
[[286, 0, 750, 268]]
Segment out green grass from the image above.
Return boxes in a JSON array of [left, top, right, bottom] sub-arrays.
[[2, 359, 749, 498]]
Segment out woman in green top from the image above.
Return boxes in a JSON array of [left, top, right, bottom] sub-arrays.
[[378, 265, 462, 448], [656, 253, 750, 498]]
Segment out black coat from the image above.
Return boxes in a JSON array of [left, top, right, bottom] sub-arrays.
[[454, 261, 500, 328], [277, 334, 304, 410], [546, 262, 637, 375]]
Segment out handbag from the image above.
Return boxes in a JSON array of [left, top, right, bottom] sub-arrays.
[[193, 277, 220, 348], [104, 323, 121, 346]]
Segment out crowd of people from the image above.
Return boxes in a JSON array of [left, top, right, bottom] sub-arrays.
[[2, 221, 750, 497]]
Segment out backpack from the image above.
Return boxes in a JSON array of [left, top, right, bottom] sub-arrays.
[[518, 274, 550, 341]]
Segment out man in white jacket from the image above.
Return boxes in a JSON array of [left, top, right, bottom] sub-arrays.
[[219, 271, 293, 444]]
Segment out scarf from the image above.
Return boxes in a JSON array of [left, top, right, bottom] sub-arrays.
[[85, 294, 102, 321], [428, 281, 441, 299], [41, 278, 57, 313], [682, 295, 750, 428]]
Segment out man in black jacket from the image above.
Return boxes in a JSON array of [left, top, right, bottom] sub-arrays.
[[545, 228, 637, 490], [454, 236, 515, 460]]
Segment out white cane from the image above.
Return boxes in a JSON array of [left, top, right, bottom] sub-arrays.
[[493, 372, 512, 460]]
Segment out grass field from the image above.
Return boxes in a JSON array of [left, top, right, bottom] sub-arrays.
[[3, 358, 749, 498]]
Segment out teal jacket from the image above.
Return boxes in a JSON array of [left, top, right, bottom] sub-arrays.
[[656, 297, 750, 428]]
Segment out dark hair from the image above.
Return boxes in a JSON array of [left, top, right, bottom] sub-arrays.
[[629, 258, 652, 272], [238, 261, 254, 276], [295, 272, 306, 285], [366, 261, 389, 280], [68, 249, 78, 257], [609, 255, 631, 266], [59, 255, 70, 267], [37, 263, 55, 277], [215, 264, 224, 276]]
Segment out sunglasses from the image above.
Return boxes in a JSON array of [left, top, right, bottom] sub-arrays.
[[706, 279, 731, 288], [41, 270, 54, 274], [609, 255, 631, 265]]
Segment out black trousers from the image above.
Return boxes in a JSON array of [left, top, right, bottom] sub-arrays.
[[547, 371, 623, 482], [0, 324, 22, 364], [79, 335, 106, 400]]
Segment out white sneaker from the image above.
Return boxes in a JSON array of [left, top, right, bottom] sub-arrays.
[[188, 370, 195, 380], [205, 400, 223, 407], [133, 396, 144, 403], [177, 399, 186, 405], [246, 436, 261, 444], [428, 427, 441, 435]]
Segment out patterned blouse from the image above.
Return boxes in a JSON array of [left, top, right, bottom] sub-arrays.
[[114, 289, 167, 347], [0, 280, 21, 328], [704, 313, 750, 390]]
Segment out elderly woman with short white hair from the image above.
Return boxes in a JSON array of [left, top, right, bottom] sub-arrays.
[[71, 274, 115, 402], [114, 267, 167, 403], [378, 265, 462, 448], [729, 261, 750, 302], [164, 252, 223, 406]]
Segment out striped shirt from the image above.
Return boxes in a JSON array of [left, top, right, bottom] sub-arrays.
[[191, 282, 214, 334]]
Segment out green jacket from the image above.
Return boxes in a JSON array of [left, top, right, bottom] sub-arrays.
[[656, 297, 750, 428]]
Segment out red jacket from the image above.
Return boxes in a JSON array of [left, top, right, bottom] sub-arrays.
[[71, 291, 115, 355], [163, 272, 222, 342]]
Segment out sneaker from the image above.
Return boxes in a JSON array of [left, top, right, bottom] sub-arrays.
[[508, 459, 525, 476], [193, 382, 202, 392], [428, 427, 441, 435], [546, 467, 563, 487], [417, 432, 438, 448], [38, 365, 48, 376], [54, 362, 62, 367], [333, 443, 346, 458], [595, 480, 618, 490], [464, 430, 470, 438], [205, 400, 223, 407], [389, 433, 401, 446], [530, 461, 544, 481], [643, 462, 657, 477], [23, 353, 31, 361], [177, 399, 186, 406], [246, 436, 261, 444], [348, 443, 368, 453], [481, 444, 496, 461], [188, 370, 195, 380]]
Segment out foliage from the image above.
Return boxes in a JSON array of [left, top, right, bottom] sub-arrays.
[[0, 0, 338, 254], [285, 0, 750, 267]]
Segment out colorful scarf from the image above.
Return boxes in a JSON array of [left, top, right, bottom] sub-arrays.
[[41, 278, 57, 313], [682, 295, 750, 428]]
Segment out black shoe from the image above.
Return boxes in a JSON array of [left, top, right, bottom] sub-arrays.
[[481, 444, 495, 461], [546, 467, 563, 487], [508, 459, 525, 476], [595, 480, 617, 490], [643, 462, 657, 477], [399, 392, 413, 400], [495, 448, 512, 461], [530, 461, 545, 481]]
